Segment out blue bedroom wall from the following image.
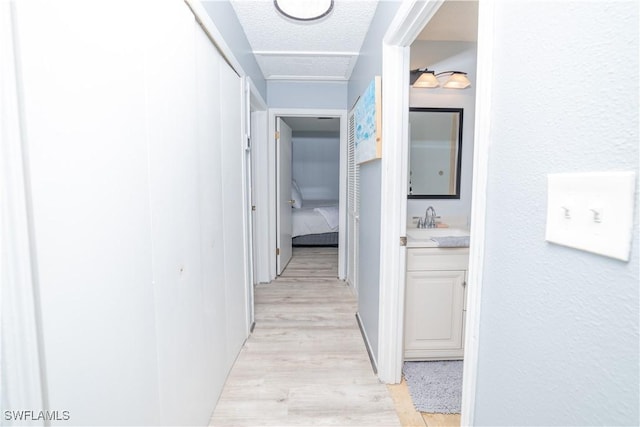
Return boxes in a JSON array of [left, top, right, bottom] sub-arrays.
[[292, 132, 341, 201]]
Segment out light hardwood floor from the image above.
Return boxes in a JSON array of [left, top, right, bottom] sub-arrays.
[[387, 380, 461, 427], [210, 247, 460, 427], [279, 246, 339, 278], [210, 247, 400, 426]]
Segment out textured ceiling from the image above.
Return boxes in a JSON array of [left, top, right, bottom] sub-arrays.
[[230, 0, 378, 81]]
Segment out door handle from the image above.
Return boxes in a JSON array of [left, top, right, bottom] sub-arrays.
[[289, 200, 295, 205]]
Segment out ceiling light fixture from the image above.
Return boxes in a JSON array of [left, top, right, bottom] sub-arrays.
[[410, 68, 471, 89], [274, 0, 334, 22]]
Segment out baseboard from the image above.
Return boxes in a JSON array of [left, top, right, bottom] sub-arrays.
[[355, 312, 377, 374]]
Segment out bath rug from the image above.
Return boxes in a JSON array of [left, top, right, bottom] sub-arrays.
[[403, 360, 463, 414]]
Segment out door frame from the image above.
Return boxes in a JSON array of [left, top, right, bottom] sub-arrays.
[[267, 108, 348, 281], [377, 0, 445, 384], [378, 1, 493, 425], [249, 109, 269, 285], [244, 77, 268, 331]]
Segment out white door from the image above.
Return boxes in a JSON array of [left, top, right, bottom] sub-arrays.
[[276, 118, 293, 274]]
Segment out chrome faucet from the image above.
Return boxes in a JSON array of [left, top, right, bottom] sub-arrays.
[[419, 206, 438, 228]]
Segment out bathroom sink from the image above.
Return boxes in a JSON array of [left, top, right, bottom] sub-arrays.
[[406, 228, 470, 248], [406, 228, 470, 240]]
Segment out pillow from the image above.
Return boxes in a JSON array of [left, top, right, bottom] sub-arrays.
[[291, 184, 303, 209], [292, 179, 301, 194]]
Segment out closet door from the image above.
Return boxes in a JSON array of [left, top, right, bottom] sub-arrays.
[[219, 57, 247, 365], [11, 1, 249, 425], [347, 111, 360, 291], [145, 3, 209, 424], [147, 4, 247, 424], [194, 15, 227, 410], [12, 2, 159, 424]]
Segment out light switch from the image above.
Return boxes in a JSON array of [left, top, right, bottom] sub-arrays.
[[546, 171, 636, 261]]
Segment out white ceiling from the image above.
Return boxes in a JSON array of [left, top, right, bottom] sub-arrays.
[[229, 0, 477, 82], [230, 0, 378, 81]]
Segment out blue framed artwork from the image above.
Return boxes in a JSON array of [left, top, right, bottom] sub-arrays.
[[355, 76, 382, 164]]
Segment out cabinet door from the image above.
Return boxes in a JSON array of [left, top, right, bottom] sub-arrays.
[[404, 270, 466, 360]]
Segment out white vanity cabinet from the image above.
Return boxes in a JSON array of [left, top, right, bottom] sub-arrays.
[[404, 247, 469, 360]]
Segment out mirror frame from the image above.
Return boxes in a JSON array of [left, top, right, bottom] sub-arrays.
[[407, 107, 464, 199]]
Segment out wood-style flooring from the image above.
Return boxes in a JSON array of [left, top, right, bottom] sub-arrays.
[[278, 246, 339, 278], [387, 380, 461, 427], [210, 247, 461, 427], [210, 247, 400, 426]]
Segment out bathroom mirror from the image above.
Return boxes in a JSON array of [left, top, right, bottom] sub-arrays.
[[408, 107, 463, 199]]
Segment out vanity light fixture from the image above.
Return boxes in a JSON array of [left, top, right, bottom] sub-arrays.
[[274, 0, 334, 22], [410, 68, 471, 89]]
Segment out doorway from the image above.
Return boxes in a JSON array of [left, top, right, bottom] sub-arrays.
[[266, 109, 348, 282], [276, 115, 341, 275], [378, 0, 487, 426]]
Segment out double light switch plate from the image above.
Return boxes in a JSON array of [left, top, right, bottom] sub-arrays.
[[546, 171, 637, 261]]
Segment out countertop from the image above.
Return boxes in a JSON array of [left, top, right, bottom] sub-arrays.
[[406, 227, 470, 248]]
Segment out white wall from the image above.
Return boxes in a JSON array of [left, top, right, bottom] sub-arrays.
[[408, 41, 477, 224], [473, 2, 639, 426], [292, 132, 340, 201], [10, 2, 248, 425]]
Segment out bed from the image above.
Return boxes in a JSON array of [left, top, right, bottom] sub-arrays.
[[292, 199, 339, 246]]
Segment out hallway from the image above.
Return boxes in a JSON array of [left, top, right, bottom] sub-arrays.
[[210, 248, 400, 426]]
